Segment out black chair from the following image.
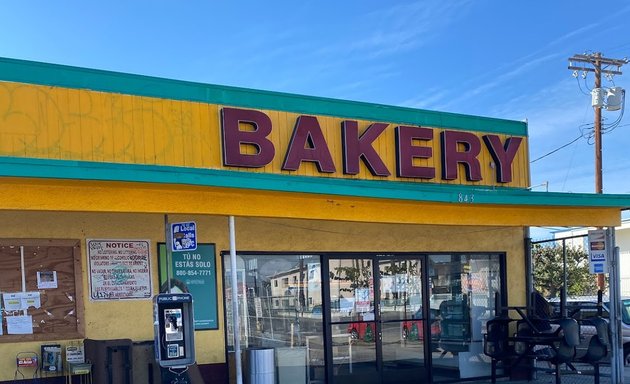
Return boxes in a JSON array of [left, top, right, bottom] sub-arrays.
[[550, 318, 580, 364], [438, 299, 471, 356], [574, 316, 610, 384], [484, 317, 514, 383]]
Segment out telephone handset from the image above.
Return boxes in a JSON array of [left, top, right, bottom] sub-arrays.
[[164, 308, 184, 341]]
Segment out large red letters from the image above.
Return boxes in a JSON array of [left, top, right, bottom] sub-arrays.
[[220, 107, 523, 184]]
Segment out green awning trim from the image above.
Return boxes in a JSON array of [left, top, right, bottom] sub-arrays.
[[2, 156, 628, 209]]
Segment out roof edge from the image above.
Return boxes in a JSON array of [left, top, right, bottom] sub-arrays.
[[1, 156, 628, 209]]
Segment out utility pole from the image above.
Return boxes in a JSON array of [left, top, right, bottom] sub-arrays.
[[569, 53, 628, 384], [568, 53, 627, 289], [568, 53, 627, 195]]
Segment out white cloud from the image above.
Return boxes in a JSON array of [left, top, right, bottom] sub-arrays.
[[354, 0, 473, 56], [437, 52, 563, 112], [401, 87, 452, 110]]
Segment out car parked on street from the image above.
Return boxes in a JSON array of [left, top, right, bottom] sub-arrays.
[[347, 308, 440, 341]]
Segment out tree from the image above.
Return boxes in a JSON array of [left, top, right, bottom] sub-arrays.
[[333, 259, 372, 292], [532, 243, 601, 298]]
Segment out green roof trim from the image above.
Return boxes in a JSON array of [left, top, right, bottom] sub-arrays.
[[2, 156, 628, 209], [0, 57, 527, 136]]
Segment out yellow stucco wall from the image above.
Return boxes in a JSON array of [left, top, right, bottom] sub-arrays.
[[0, 210, 525, 382]]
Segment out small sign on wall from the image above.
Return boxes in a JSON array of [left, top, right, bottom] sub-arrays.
[[171, 222, 197, 252], [37, 271, 58, 289], [87, 239, 152, 301], [588, 230, 608, 274]]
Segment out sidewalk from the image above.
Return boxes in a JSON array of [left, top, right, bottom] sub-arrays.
[[469, 363, 630, 384]]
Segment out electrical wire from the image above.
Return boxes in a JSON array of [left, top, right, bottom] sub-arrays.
[[530, 136, 582, 163], [240, 217, 518, 238], [582, 74, 592, 92], [575, 75, 591, 96], [604, 69, 616, 86], [602, 89, 625, 133], [561, 130, 581, 191], [573, 90, 625, 144], [579, 122, 596, 145], [601, 42, 630, 55]]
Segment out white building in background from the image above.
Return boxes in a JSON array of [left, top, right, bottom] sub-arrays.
[[551, 218, 630, 297]]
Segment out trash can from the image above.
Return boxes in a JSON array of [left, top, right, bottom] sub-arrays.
[[84, 338, 133, 384], [246, 347, 275, 384]]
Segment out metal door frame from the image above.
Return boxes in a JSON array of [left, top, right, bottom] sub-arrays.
[[321, 253, 432, 384]]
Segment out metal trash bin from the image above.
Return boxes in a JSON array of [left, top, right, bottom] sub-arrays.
[[246, 347, 275, 384]]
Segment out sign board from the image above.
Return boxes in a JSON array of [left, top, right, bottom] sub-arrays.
[[65, 345, 85, 364], [588, 229, 608, 274], [2, 292, 41, 311], [159, 244, 218, 330], [171, 222, 197, 252], [16, 355, 38, 368], [254, 297, 263, 318], [41, 344, 62, 372], [87, 239, 152, 300], [355, 288, 370, 313]]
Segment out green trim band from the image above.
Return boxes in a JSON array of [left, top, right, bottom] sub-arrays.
[[1, 156, 628, 208], [0, 57, 527, 136]]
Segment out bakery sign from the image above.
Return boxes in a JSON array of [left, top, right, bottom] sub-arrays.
[[221, 107, 525, 185]]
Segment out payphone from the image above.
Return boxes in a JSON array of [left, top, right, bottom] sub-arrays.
[[153, 293, 195, 368]]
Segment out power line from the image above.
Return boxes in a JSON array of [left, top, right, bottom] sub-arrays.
[[530, 136, 582, 163], [529, 117, 629, 165], [600, 42, 630, 56], [575, 75, 591, 96]]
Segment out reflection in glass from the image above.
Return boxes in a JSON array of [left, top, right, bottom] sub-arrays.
[[329, 258, 378, 384], [329, 257, 428, 384], [223, 254, 322, 384], [329, 258, 374, 323], [379, 258, 425, 384], [429, 254, 501, 381]]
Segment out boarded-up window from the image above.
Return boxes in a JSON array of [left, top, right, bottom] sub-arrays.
[[0, 239, 84, 342]]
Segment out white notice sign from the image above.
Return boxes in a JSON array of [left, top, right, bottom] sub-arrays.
[[2, 292, 41, 310], [87, 239, 152, 301], [6, 315, 33, 334], [66, 345, 85, 364]]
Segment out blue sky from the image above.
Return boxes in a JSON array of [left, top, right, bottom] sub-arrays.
[[1, 1, 630, 200]]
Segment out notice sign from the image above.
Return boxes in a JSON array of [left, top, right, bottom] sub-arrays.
[[87, 239, 152, 301], [65, 345, 85, 364], [588, 230, 608, 274], [2, 292, 41, 311]]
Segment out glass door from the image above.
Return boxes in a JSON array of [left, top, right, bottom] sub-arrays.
[[325, 256, 428, 384], [428, 254, 502, 381], [327, 257, 378, 384], [378, 257, 428, 384]]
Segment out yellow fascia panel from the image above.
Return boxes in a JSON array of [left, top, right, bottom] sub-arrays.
[[0, 178, 620, 227]]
